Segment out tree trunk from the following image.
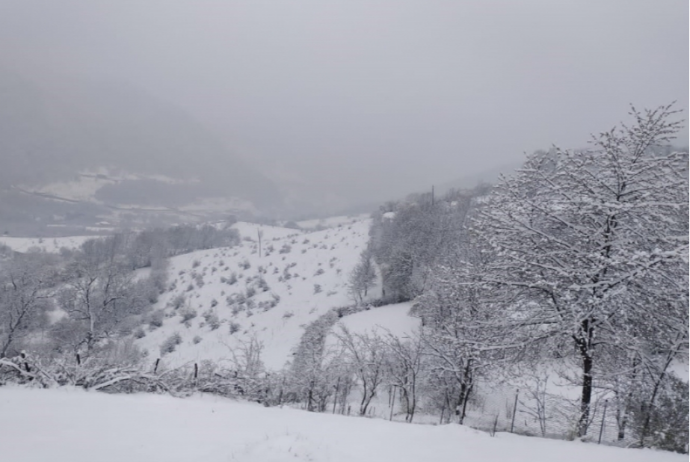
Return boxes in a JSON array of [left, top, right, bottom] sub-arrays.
[[576, 319, 594, 437]]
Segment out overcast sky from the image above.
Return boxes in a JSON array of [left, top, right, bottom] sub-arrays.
[[0, 0, 687, 206]]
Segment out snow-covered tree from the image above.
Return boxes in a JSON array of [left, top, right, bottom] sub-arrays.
[[58, 235, 146, 353], [0, 252, 57, 357], [382, 329, 426, 422], [473, 104, 688, 436], [348, 247, 377, 305], [335, 326, 387, 415]]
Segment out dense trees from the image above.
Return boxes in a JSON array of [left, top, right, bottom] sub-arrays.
[[370, 188, 480, 303]]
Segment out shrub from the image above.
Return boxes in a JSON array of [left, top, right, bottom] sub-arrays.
[[229, 322, 241, 335], [160, 332, 182, 355], [170, 294, 186, 310], [180, 308, 198, 323], [313, 284, 322, 294], [148, 310, 165, 329], [631, 376, 689, 453], [192, 335, 202, 344], [203, 310, 221, 330]]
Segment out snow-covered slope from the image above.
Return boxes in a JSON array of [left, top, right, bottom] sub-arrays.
[[0, 235, 98, 253], [135, 218, 374, 370], [2, 387, 681, 462], [332, 302, 420, 338]]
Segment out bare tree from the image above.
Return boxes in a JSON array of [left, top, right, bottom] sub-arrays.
[[382, 329, 426, 422], [0, 253, 56, 357], [348, 247, 376, 305], [335, 326, 387, 416]]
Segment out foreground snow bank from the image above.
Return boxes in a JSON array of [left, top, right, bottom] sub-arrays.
[[1, 388, 682, 462]]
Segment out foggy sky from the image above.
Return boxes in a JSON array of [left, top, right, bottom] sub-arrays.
[[1, 1, 687, 207]]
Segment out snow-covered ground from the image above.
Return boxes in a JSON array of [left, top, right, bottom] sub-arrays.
[[135, 219, 375, 370], [1, 387, 681, 462], [0, 235, 97, 253], [332, 302, 420, 339]]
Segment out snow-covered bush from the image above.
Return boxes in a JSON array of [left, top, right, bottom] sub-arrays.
[[160, 332, 182, 355]]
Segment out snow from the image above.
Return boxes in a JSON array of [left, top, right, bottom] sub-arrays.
[[335, 302, 419, 337], [135, 218, 375, 370], [0, 235, 98, 253], [1, 386, 681, 462], [296, 214, 369, 230]]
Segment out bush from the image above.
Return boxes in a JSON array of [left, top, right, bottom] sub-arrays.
[[160, 332, 182, 355], [192, 336, 202, 344], [170, 294, 186, 310], [227, 272, 238, 285], [631, 376, 689, 453], [180, 308, 198, 323], [148, 310, 165, 329], [229, 322, 241, 335], [203, 311, 221, 330]]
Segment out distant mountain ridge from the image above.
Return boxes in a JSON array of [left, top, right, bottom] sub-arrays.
[[0, 70, 280, 208]]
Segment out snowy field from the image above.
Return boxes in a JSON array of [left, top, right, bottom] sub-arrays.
[[1, 387, 681, 462]]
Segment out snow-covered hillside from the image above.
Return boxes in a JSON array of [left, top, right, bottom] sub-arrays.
[[2, 387, 681, 462], [135, 217, 374, 369], [0, 235, 97, 253]]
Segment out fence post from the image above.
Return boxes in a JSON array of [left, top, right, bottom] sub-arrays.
[[153, 358, 160, 374], [510, 389, 519, 433], [598, 399, 608, 444], [76, 353, 81, 366]]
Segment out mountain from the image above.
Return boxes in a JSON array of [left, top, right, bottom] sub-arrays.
[[0, 70, 281, 233]]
